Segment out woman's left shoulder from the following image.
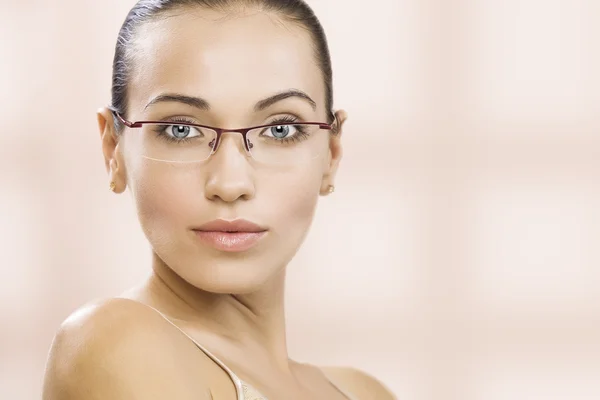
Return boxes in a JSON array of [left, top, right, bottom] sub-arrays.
[[320, 365, 397, 400]]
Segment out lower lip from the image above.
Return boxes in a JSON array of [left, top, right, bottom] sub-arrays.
[[193, 230, 267, 252]]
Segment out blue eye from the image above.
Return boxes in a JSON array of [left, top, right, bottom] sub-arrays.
[[162, 124, 204, 140], [269, 125, 292, 139], [170, 125, 191, 139]]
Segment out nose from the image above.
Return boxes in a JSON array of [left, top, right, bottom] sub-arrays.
[[204, 133, 256, 203]]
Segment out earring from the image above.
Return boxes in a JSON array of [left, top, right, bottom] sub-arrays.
[[327, 185, 335, 194], [109, 181, 116, 192]]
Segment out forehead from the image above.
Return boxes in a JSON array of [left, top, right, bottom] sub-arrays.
[[128, 7, 325, 117]]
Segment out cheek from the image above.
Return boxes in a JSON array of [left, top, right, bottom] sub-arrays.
[[264, 165, 323, 234], [128, 161, 202, 242]]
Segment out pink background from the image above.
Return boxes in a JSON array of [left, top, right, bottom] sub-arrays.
[[1, 0, 600, 398]]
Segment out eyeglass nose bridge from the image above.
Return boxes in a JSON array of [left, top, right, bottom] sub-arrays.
[[210, 128, 254, 156]]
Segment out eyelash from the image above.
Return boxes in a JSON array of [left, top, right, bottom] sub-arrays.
[[262, 115, 310, 143], [165, 116, 197, 124], [152, 116, 199, 144]]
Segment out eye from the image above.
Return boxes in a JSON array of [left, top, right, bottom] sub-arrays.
[[263, 124, 298, 139], [164, 124, 201, 140]]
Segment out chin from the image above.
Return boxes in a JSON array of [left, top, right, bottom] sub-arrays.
[[196, 267, 278, 294], [162, 252, 286, 294]]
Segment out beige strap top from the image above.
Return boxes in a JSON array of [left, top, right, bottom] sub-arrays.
[[141, 303, 355, 400]]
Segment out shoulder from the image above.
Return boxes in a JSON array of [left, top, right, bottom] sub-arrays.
[[42, 297, 212, 400], [320, 365, 397, 400], [46, 297, 169, 365]]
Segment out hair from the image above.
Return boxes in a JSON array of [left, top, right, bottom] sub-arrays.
[[110, 0, 334, 132]]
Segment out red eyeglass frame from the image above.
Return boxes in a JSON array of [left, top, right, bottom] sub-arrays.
[[107, 106, 337, 153]]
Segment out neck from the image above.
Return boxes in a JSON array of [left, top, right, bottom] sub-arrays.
[[136, 253, 290, 371]]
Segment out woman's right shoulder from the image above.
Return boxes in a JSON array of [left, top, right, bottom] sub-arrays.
[[42, 297, 213, 400], [58, 297, 165, 335], [50, 297, 171, 363]]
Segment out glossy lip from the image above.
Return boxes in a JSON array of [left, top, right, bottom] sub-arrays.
[[192, 219, 268, 252], [193, 219, 267, 233]]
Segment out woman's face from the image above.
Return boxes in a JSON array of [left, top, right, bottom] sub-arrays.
[[99, 7, 345, 294]]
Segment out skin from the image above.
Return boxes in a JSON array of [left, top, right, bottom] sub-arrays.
[[42, 6, 395, 400]]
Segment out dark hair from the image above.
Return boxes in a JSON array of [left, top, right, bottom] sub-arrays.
[[111, 0, 334, 132]]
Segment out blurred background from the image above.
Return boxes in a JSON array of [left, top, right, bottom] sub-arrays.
[[1, 0, 600, 399]]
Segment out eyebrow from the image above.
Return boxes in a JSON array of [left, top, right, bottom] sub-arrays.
[[144, 94, 209, 111], [254, 89, 317, 111], [144, 89, 317, 112]]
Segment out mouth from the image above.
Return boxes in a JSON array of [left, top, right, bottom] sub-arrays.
[[192, 219, 268, 252]]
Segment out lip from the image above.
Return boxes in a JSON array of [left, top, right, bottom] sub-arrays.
[[192, 219, 268, 252], [195, 219, 267, 233]]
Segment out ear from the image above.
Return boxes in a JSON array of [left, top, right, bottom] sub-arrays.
[[320, 109, 347, 196], [97, 107, 127, 194]]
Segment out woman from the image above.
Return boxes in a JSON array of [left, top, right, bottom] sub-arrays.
[[42, 0, 396, 398]]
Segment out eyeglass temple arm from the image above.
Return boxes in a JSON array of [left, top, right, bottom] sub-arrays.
[[107, 106, 140, 128], [329, 111, 340, 133]]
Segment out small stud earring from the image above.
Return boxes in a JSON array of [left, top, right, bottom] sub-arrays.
[[327, 185, 335, 194], [109, 181, 116, 192]]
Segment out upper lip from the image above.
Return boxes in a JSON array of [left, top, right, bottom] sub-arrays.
[[193, 219, 267, 232]]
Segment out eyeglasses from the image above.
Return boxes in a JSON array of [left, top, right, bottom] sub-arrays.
[[108, 107, 337, 165]]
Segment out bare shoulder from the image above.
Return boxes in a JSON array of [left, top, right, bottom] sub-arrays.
[[42, 297, 212, 400], [320, 365, 397, 400]]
